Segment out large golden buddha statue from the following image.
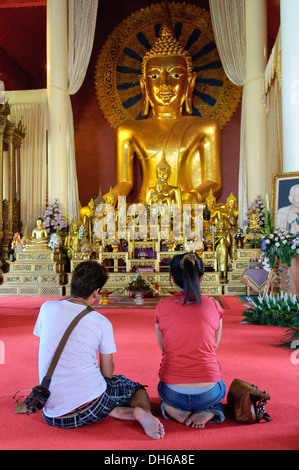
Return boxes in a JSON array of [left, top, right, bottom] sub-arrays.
[[110, 16, 221, 205]]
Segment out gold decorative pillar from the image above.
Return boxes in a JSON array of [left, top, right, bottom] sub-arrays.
[[281, 0, 299, 172], [244, 0, 268, 203], [47, 0, 68, 212], [0, 105, 7, 247], [0, 103, 25, 268]]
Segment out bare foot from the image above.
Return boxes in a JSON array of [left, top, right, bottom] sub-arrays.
[[133, 407, 165, 439], [184, 411, 215, 428], [163, 404, 192, 424]]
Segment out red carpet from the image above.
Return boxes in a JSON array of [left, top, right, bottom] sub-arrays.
[[0, 295, 298, 451]]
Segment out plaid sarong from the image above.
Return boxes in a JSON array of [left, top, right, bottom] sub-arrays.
[[42, 375, 145, 429]]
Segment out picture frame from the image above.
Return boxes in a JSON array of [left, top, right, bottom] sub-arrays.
[[271, 171, 299, 234]]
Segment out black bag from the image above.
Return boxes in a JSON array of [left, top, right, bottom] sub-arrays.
[[16, 305, 92, 414], [25, 378, 51, 413]]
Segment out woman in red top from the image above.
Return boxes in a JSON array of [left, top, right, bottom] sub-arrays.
[[155, 252, 225, 428]]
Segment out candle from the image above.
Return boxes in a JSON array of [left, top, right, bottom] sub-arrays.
[[265, 194, 269, 211]]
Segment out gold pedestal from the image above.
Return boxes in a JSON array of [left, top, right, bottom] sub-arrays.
[[99, 289, 115, 305]]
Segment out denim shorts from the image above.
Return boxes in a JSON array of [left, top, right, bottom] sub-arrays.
[[158, 379, 226, 423]]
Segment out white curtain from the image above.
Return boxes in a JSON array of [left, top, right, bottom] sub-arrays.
[[66, 0, 99, 221], [263, 27, 283, 195], [9, 102, 47, 234], [209, 0, 247, 226]]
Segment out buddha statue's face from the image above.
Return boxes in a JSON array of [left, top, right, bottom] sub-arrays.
[[206, 196, 215, 209], [227, 197, 236, 209], [145, 55, 189, 114], [156, 166, 170, 182]]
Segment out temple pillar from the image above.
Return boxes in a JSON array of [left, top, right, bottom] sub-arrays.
[[46, 0, 68, 213], [244, 0, 268, 203], [280, 0, 299, 173]]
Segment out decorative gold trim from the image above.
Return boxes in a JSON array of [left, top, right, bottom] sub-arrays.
[[95, 1, 242, 129]]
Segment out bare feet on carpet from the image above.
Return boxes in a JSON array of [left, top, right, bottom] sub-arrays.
[[164, 405, 215, 428], [184, 411, 215, 428], [133, 407, 165, 439], [163, 405, 192, 423]]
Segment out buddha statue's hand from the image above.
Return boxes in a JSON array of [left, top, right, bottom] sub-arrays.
[[195, 180, 222, 201], [105, 182, 133, 200]]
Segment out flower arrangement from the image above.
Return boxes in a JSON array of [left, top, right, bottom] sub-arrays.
[[244, 194, 266, 227], [43, 199, 67, 234], [48, 232, 62, 251], [260, 230, 299, 268], [126, 274, 152, 293], [242, 292, 299, 327]]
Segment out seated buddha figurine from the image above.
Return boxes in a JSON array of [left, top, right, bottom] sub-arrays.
[[24, 217, 49, 250], [109, 16, 221, 205], [145, 153, 182, 207]]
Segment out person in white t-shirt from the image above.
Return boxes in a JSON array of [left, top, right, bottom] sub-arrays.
[[34, 260, 164, 439]]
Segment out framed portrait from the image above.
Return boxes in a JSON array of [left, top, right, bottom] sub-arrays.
[[271, 172, 299, 234]]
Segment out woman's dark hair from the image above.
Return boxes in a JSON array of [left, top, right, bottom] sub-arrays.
[[170, 252, 204, 304], [70, 260, 108, 299]]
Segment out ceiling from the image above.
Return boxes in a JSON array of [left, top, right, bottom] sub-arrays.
[[0, 0, 280, 92]]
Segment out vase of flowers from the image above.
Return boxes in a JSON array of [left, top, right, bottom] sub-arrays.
[[126, 274, 153, 304], [244, 194, 266, 229], [260, 230, 299, 268], [48, 230, 62, 252], [43, 198, 67, 235], [260, 230, 299, 295]]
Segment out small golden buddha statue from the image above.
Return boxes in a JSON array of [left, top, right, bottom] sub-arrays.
[[24, 217, 49, 250], [227, 210, 238, 260], [247, 211, 262, 233], [79, 198, 95, 224], [64, 218, 80, 253], [206, 188, 221, 225], [214, 218, 231, 283], [104, 187, 117, 207], [145, 153, 182, 207], [224, 193, 238, 224], [109, 13, 221, 205]]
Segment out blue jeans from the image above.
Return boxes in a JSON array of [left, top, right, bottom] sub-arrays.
[[158, 380, 226, 423]]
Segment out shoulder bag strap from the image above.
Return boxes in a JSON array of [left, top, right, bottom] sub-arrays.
[[40, 305, 93, 388]]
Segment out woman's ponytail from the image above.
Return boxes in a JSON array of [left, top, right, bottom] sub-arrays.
[[170, 253, 204, 304]]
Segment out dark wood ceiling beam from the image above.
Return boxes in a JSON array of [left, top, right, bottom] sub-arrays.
[[0, 47, 34, 88]]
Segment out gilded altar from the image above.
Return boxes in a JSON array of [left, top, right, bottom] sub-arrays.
[[60, 194, 263, 298]]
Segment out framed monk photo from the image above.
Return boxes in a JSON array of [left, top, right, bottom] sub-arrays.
[[272, 172, 299, 234]]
